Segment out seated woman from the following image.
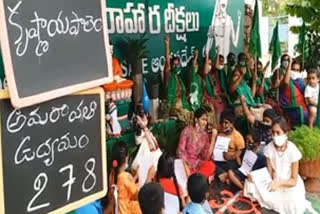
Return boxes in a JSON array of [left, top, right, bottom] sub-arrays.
[[164, 36, 192, 124], [177, 107, 216, 180], [157, 153, 186, 212], [202, 46, 226, 123], [244, 118, 314, 214], [228, 53, 271, 121], [131, 104, 162, 170], [228, 53, 257, 107], [110, 141, 155, 214], [279, 59, 308, 124]]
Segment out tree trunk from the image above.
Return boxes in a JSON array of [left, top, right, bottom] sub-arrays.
[[132, 61, 143, 111]]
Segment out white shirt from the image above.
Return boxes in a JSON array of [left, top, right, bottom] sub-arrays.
[[304, 84, 319, 104]]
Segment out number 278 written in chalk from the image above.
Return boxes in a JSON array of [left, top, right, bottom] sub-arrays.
[[27, 158, 97, 213]]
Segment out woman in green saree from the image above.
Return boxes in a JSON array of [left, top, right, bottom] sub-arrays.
[[164, 36, 192, 124]]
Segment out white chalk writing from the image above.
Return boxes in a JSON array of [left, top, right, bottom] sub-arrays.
[[14, 133, 90, 167], [6, 100, 97, 134], [27, 173, 50, 213], [107, 2, 199, 34], [7, 1, 102, 57]]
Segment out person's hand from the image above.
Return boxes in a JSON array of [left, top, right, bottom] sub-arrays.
[[223, 151, 235, 160], [194, 49, 199, 58], [216, 45, 220, 53], [165, 35, 169, 45], [137, 115, 148, 129], [240, 95, 246, 103], [252, 69, 258, 82], [211, 128, 218, 139], [147, 165, 156, 181], [132, 165, 140, 181], [270, 179, 281, 192], [249, 58, 255, 70], [182, 160, 191, 177], [265, 61, 270, 68], [247, 174, 253, 182]]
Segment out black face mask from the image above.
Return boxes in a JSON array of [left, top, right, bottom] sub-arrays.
[[228, 59, 236, 66], [247, 143, 256, 151], [260, 122, 272, 131], [223, 127, 233, 135]]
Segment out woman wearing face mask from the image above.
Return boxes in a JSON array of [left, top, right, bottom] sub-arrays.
[[228, 53, 257, 108], [177, 107, 217, 180], [110, 141, 156, 214], [202, 46, 226, 123], [131, 104, 163, 171], [244, 118, 314, 214], [279, 58, 308, 124], [164, 35, 191, 112]]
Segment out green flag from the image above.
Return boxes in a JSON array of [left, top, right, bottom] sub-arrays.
[[296, 22, 310, 64], [249, 0, 262, 59], [269, 22, 282, 72]]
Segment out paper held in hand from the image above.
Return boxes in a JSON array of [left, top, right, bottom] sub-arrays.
[[250, 167, 272, 192], [164, 193, 179, 214], [213, 136, 230, 162], [138, 155, 153, 188], [174, 159, 188, 196], [238, 150, 258, 176]]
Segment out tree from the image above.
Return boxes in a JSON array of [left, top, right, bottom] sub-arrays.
[[286, 0, 320, 69]]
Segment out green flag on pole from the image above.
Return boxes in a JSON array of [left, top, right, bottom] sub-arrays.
[[249, 0, 262, 59], [296, 22, 310, 66], [269, 21, 282, 72]]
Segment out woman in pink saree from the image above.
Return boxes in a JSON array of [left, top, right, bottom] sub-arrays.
[[177, 107, 217, 180]]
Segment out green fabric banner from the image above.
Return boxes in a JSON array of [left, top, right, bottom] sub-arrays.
[[106, 0, 245, 79]]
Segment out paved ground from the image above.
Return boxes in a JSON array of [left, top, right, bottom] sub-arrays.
[[208, 180, 320, 213]]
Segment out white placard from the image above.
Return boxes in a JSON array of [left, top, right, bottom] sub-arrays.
[[174, 159, 188, 196], [238, 150, 258, 176], [164, 193, 179, 214], [138, 155, 153, 188], [213, 136, 230, 162], [250, 167, 272, 193]]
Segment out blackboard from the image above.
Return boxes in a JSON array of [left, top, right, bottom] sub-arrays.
[[0, 0, 113, 108], [0, 87, 107, 214]]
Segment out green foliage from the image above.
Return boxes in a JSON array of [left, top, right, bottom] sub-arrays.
[[122, 33, 149, 74], [286, 0, 320, 69], [262, 0, 290, 18], [289, 125, 320, 160]]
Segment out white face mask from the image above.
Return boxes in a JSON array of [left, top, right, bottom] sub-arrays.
[[217, 65, 224, 70], [290, 71, 302, 80], [273, 134, 287, 147], [282, 61, 289, 69], [207, 65, 212, 73]]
